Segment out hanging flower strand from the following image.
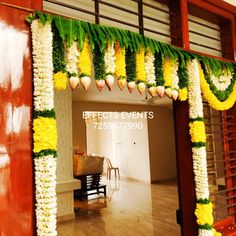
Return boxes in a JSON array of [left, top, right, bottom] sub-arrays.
[[154, 52, 165, 97], [125, 47, 136, 93], [187, 59, 221, 236], [78, 35, 92, 91], [104, 41, 116, 91], [115, 41, 127, 91], [145, 49, 157, 97], [136, 47, 146, 95], [93, 44, 106, 91], [66, 41, 80, 90], [52, 23, 67, 90], [31, 19, 58, 236]]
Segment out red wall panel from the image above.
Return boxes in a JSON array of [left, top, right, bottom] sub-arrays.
[[0, 5, 34, 236]]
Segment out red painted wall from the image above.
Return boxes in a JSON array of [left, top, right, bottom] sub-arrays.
[[0, 5, 34, 236]]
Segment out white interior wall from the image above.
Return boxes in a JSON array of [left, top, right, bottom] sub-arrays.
[[86, 112, 151, 183], [54, 87, 80, 222]]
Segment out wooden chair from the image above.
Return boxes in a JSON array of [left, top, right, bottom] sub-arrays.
[[106, 158, 120, 180]]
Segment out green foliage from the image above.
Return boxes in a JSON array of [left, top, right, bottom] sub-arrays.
[[26, 11, 236, 80], [177, 51, 189, 89], [189, 117, 204, 122], [93, 44, 106, 80], [125, 47, 136, 82], [34, 149, 57, 158], [154, 52, 164, 86], [196, 198, 211, 204], [192, 142, 206, 148], [198, 224, 213, 230], [34, 109, 56, 119], [201, 62, 236, 102], [52, 23, 66, 73]]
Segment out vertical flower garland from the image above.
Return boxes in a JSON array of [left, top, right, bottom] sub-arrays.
[[136, 47, 146, 95], [163, 57, 179, 99], [78, 35, 92, 91], [154, 52, 165, 97], [145, 49, 157, 97], [125, 47, 136, 93], [178, 58, 189, 101], [52, 23, 67, 90], [93, 44, 106, 91], [114, 42, 127, 91], [187, 59, 218, 236], [66, 41, 80, 90], [31, 19, 58, 236], [104, 41, 116, 91]]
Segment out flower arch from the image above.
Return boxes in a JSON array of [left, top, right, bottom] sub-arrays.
[[28, 12, 236, 236]]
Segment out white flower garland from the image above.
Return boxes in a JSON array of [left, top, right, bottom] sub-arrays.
[[210, 70, 233, 91], [145, 50, 156, 86], [35, 155, 57, 236], [66, 41, 79, 78], [171, 61, 179, 91], [104, 42, 116, 77], [31, 19, 57, 236], [199, 229, 214, 236], [192, 147, 209, 199], [187, 60, 203, 118], [187, 59, 213, 236]]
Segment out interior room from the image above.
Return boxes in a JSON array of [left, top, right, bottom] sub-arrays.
[[54, 78, 179, 235]]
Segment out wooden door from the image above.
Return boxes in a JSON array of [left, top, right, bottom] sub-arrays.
[[0, 5, 34, 236]]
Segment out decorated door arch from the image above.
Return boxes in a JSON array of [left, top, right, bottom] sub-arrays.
[[0, 0, 236, 235]]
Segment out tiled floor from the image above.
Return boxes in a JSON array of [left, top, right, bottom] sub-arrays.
[[58, 178, 180, 236]]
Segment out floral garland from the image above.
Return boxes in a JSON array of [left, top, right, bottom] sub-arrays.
[[201, 62, 236, 102], [104, 41, 116, 90], [163, 57, 179, 100], [52, 23, 67, 90], [178, 58, 189, 101], [199, 65, 236, 110], [125, 47, 136, 93], [78, 35, 92, 90], [31, 19, 58, 236], [187, 59, 221, 236], [114, 41, 127, 90], [145, 49, 157, 97], [66, 41, 80, 90], [136, 47, 146, 95], [154, 52, 165, 97], [93, 43, 106, 91]]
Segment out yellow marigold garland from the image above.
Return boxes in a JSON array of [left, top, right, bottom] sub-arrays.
[[195, 202, 214, 226], [163, 57, 173, 88], [200, 64, 236, 110], [178, 87, 188, 101], [189, 121, 206, 143], [53, 72, 68, 90], [136, 47, 146, 83], [115, 42, 126, 79], [33, 117, 57, 153], [78, 36, 92, 77]]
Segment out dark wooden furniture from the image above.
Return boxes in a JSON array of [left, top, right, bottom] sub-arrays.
[[74, 174, 106, 200]]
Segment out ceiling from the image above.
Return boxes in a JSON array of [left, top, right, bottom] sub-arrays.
[[72, 79, 172, 108]]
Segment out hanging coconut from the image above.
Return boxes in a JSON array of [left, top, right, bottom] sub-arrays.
[[96, 79, 105, 91], [117, 78, 126, 91], [105, 74, 115, 91], [137, 82, 146, 95], [148, 86, 157, 97], [127, 81, 136, 93], [165, 87, 172, 98], [172, 90, 179, 100], [157, 85, 165, 97], [69, 76, 80, 90], [80, 76, 91, 91]]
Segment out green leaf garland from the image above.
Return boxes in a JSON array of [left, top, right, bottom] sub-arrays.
[[125, 47, 136, 82], [93, 44, 106, 80]]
